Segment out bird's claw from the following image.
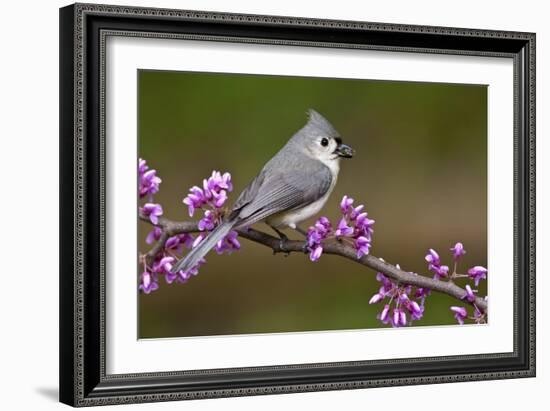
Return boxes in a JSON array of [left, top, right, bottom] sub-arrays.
[[279, 238, 291, 256], [302, 241, 310, 254]]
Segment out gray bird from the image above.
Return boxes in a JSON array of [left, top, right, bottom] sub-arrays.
[[171, 109, 354, 274]]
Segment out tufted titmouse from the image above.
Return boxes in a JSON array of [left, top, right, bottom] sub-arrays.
[[171, 109, 354, 274]]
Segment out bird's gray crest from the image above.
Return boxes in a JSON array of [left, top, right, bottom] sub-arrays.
[[304, 108, 340, 138]]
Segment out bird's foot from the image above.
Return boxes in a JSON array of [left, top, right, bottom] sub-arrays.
[[269, 225, 291, 256], [279, 235, 291, 256], [302, 241, 310, 254]]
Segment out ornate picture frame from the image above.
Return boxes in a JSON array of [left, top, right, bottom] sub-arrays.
[[59, 3, 535, 406]]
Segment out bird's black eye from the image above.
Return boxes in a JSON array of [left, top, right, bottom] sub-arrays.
[[320, 138, 329, 147]]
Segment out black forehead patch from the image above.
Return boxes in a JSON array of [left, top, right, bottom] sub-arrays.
[[334, 137, 342, 145]]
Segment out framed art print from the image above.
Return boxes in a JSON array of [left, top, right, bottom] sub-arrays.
[[59, 3, 535, 406]]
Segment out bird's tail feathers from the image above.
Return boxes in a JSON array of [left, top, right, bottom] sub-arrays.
[[171, 221, 235, 274]]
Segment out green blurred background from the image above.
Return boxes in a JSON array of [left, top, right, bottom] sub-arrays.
[[138, 70, 487, 338]]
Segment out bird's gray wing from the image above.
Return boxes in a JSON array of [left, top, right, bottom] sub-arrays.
[[229, 169, 267, 217], [233, 159, 332, 228]]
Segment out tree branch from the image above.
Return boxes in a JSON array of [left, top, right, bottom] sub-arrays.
[[139, 214, 487, 312]]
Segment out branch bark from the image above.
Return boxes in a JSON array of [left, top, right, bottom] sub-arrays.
[[139, 214, 487, 312]]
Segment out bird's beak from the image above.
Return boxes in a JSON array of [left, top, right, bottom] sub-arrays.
[[334, 143, 354, 158]]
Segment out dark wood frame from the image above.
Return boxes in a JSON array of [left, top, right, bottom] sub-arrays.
[[60, 3, 536, 407]]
